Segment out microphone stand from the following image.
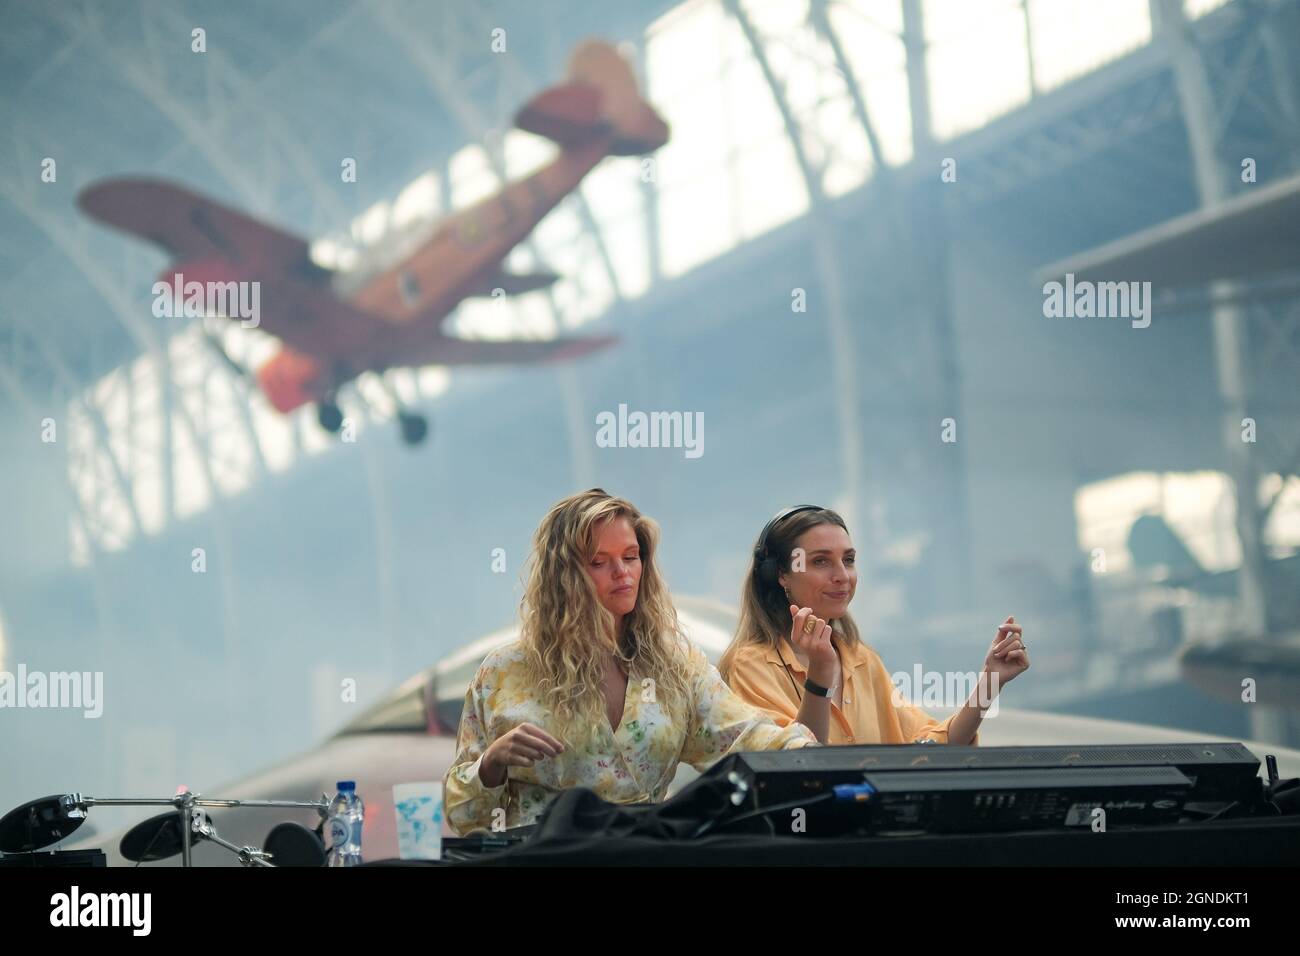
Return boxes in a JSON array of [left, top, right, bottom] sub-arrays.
[[65, 792, 331, 867]]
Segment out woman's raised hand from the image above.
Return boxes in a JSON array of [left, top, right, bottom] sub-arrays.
[[983, 615, 1030, 687], [480, 722, 565, 788], [789, 605, 836, 686]]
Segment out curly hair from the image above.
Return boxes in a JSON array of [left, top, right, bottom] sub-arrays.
[[517, 488, 694, 744]]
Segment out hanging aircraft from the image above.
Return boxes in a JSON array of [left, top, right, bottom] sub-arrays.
[[78, 39, 669, 445]]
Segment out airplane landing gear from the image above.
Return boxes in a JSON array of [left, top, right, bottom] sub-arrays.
[[317, 400, 344, 434], [398, 411, 429, 446]]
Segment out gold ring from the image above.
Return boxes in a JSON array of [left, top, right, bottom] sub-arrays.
[[803, 617, 817, 635]]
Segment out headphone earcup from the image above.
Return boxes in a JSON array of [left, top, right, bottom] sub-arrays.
[[754, 504, 822, 595]]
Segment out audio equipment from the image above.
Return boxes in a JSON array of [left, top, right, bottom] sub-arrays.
[[706, 742, 1265, 835]]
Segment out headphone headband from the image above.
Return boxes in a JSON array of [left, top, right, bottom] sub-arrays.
[[753, 505, 825, 579]]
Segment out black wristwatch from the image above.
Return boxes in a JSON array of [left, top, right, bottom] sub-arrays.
[[804, 677, 832, 698]]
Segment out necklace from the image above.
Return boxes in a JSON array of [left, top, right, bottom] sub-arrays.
[[785, 643, 842, 700]]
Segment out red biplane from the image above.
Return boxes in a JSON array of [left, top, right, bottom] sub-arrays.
[[78, 40, 669, 444]]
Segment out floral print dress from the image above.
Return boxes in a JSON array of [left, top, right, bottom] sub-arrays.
[[444, 640, 817, 834]]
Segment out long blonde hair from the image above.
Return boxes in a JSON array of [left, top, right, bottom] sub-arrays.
[[719, 506, 862, 679], [518, 488, 693, 742]]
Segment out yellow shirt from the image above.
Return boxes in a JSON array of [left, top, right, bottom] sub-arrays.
[[721, 635, 978, 746], [444, 640, 818, 835]]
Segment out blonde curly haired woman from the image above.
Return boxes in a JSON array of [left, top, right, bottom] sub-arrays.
[[444, 489, 816, 834]]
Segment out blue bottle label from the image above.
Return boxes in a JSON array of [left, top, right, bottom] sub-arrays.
[[329, 817, 350, 849]]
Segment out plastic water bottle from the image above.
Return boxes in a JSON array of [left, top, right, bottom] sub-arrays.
[[326, 780, 364, 867]]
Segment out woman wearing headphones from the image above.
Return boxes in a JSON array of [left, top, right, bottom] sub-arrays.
[[719, 505, 1029, 745], [444, 489, 817, 835]]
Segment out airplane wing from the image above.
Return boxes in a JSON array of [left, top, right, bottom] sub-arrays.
[[388, 331, 618, 369], [78, 177, 410, 359], [463, 270, 561, 296], [78, 176, 321, 275], [78, 178, 614, 376]]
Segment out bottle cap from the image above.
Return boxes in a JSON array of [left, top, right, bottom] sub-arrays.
[[337, 781, 356, 791]]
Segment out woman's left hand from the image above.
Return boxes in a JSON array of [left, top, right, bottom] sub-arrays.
[[982, 615, 1029, 687]]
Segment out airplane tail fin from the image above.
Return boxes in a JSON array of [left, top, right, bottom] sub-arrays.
[[515, 39, 669, 155]]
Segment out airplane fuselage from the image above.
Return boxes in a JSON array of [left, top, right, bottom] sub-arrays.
[[351, 136, 611, 329]]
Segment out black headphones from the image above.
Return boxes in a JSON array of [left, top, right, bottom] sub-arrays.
[[753, 504, 825, 588], [753, 504, 829, 702]]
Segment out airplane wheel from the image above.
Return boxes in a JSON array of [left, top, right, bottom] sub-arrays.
[[317, 401, 344, 434], [398, 412, 428, 446]]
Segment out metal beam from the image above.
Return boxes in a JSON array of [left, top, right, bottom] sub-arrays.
[[901, 0, 935, 155], [808, 0, 889, 174], [1153, 0, 1284, 744], [0, 182, 222, 523], [723, 0, 865, 540], [12, 319, 143, 537]]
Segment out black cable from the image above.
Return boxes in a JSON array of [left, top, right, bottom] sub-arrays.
[[132, 814, 178, 868], [783, 655, 803, 702], [692, 791, 836, 840], [1203, 801, 1240, 822], [26, 808, 37, 866], [132, 829, 163, 868]]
